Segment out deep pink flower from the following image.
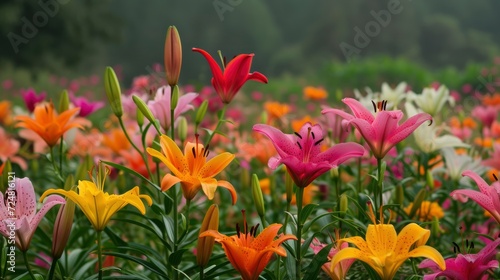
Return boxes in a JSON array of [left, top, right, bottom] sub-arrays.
[[451, 170, 500, 224], [0, 178, 65, 251], [253, 122, 365, 188], [193, 48, 268, 104], [310, 238, 355, 280], [322, 98, 432, 159], [147, 86, 198, 132], [21, 88, 46, 112], [472, 105, 499, 128], [419, 238, 500, 280], [70, 94, 105, 117]]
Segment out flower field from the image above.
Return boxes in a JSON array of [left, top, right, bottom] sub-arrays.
[[1, 26, 500, 280]]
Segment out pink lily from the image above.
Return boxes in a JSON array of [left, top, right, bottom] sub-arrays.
[[0, 178, 65, 251], [451, 170, 500, 224], [482, 143, 500, 170], [21, 88, 46, 112], [472, 105, 498, 128], [310, 238, 355, 280], [147, 86, 198, 132], [253, 122, 365, 188], [321, 98, 432, 159], [70, 93, 105, 117], [419, 238, 500, 280], [192, 48, 268, 104]]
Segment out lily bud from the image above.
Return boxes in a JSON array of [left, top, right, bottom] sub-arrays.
[[426, 171, 435, 190], [132, 95, 161, 133], [76, 155, 93, 181], [251, 174, 265, 218], [177, 116, 188, 143], [171, 85, 179, 110], [339, 193, 348, 214], [395, 185, 404, 206], [197, 204, 219, 267], [164, 26, 182, 87], [52, 176, 75, 259], [195, 100, 208, 126], [104, 67, 123, 118], [136, 107, 144, 127], [409, 188, 427, 219], [431, 216, 441, 238], [58, 90, 69, 113]]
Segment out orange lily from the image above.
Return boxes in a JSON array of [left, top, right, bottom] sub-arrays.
[[147, 134, 237, 204], [200, 212, 297, 280], [15, 102, 81, 147]]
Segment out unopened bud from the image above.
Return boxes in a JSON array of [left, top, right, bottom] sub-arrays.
[[395, 185, 404, 206], [426, 171, 435, 190], [104, 67, 123, 118], [339, 193, 348, 214], [197, 204, 219, 267], [177, 116, 187, 143], [76, 155, 93, 181], [195, 100, 208, 126], [58, 90, 69, 113], [132, 95, 161, 133], [136, 107, 144, 127], [171, 85, 179, 109], [260, 111, 268, 125], [52, 176, 75, 259], [251, 174, 265, 218], [431, 216, 441, 238], [165, 26, 182, 87], [409, 188, 427, 219], [330, 167, 339, 178]]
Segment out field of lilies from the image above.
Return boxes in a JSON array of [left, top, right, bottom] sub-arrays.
[[1, 26, 500, 280]]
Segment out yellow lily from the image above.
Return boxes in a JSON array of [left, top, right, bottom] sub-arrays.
[[147, 134, 237, 204], [40, 164, 152, 232], [331, 205, 446, 280]]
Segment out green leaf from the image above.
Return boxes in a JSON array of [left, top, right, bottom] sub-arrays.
[[168, 249, 188, 267], [104, 227, 128, 247], [299, 204, 318, 225], [101, 160, 158, 190], [284, 241, 297, 279], [303, 243, 333, 280]]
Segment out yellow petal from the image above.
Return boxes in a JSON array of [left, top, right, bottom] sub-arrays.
[[199, 152, 235, 178], [201, 178, 218, 200], [406, 245, 446, 271], [331, 247, 383, 278], [365, 224, 397, 262], [394, 223, 430, 255]]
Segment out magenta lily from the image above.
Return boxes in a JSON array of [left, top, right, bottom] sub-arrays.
[[21, 88, 46, 112], [451, 170, 500, 224], [70, 94, 105, 117], [419, 238, 500, 280], [253, 122, 365, 188], [192, 48, 268, 104], [0, 178, 65, 251], [147, 86, 198, 132], [322, 98, 432, 159]]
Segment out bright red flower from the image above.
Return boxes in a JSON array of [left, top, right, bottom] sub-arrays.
[[192, 48, 268, 104]]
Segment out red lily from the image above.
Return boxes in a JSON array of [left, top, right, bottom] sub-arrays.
[[192, 48, 268, 104]]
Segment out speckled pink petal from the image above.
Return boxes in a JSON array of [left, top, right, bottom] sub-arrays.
[[342, 98, 375, 123], [14, 178, 37, 221], [253, 124, 300, 159]]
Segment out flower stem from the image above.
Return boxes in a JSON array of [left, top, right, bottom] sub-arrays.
[[22, 250, 36, 280], [171, 184, 179, 280], [49, 147, 64, 183], [295, 187, 304, 279], [97, 231, 103, 280], [47, 257, 59, 280], [204, 104, 227, 147], [199, 266, 205, 280], [118, 117, 154, 179], [376, 158, 384, 211]]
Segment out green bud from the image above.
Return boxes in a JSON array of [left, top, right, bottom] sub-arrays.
[[76, 155, 93, 181], [195, 100, 208, 126], [285, 170, 294, 203], [63, 174, 75, 191], [260, 111, 268, 125], [395, 185, 404, 206], [132, 95, 161, 133], [340, 193, 348, 214], [409, 188, 427, 219], [171, 85, 179, 109], [426, 171, 435, 190], [431, 216, 441, 238], [104, 66, 123, 118], [58, 90, 69, 113], [330, 167, 339, 178], [177, 116, 187, 143], [136, 107, 144, 127], [251, 174, 266, 218], [1, 160, 12, 193]]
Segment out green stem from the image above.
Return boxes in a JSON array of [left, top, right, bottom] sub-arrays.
[[357, 157, 362, 194], [22, 250, 36, 280], [376, 158, 384, 211], [118, 117, 154, 179], [199, 266, 204, 280], [171, 184, 179, 280], [204, 104, 228, 147], [97, 231, 103, 280], [59, 136, 64, 174], [49, 147, 64, 183], [47, 257, 59, 280], [295, 187, 304, 280]]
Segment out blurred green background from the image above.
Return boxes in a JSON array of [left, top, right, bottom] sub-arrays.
[[1, 0, 500, 95]]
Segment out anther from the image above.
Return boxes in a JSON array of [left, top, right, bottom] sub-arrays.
[[253, 223, 259, 237], [493, 174, 498, 181], [428, 119, 433, 126], [372, 100, 377, 112], [314, 138, 324, 146], [294, 132, 302, 139], [296, 141, 302, 149], [452, 242, 460, 253], [192, 147, 196, 158], [311, 131, 316, 139], [236, 223, 241, 238]]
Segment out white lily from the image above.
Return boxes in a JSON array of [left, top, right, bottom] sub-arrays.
[[405, 103, 468, 153], [434, 147, 486, 184], [408, 85, 454, 116], [380, 82, 407, 110]]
